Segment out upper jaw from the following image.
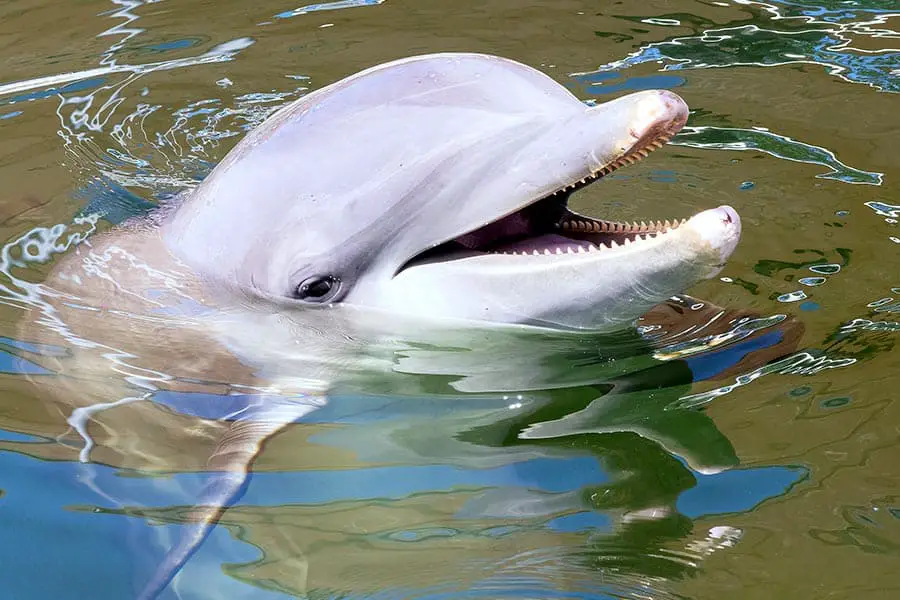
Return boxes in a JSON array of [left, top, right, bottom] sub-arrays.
[[399, 89, 694, 269], [586, 89, 689, 174]]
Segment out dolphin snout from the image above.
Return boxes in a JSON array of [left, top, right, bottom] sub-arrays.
[[686, 205, 742, 265], [633, 90, 689, 140]]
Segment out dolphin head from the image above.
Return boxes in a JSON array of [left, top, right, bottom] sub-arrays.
[[163, 53, 740, 330]]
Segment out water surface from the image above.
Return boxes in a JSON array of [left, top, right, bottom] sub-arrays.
[[0, 0, 899, 598]]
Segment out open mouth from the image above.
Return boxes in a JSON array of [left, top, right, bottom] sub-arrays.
[[404, 118, 690, 268]]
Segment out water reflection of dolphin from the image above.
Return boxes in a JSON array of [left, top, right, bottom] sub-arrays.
[[4, 295, 803, 598], [10, 53, 745, 598]]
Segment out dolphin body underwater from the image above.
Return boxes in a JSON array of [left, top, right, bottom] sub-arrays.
[[9, 53, 748, 598]]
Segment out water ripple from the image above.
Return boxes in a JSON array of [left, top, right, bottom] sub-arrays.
[[0, 37, 254, 105], [673, 126, 883, 185], [671, 350, 857, 410], [578, 3, 900, 93], [274, 0, 385, 21]]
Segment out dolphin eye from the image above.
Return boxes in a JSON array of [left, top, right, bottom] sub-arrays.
[[295, 275, 341, 303]]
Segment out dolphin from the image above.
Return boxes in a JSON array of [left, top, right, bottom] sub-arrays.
[[9, 53, 744, 598], [164, 52, 740, 330]]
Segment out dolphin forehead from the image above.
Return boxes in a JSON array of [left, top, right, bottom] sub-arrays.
[[188, 53, 588, 201], [258, 53, 585, 133]]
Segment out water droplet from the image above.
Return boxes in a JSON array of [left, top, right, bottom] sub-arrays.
[[799, 277, 826, 286], [890, 236, 900, 244], [216, 78, 233, 88], [886, 218, 898, 224], [777, 290, 807, 303], [790, 386, 811, 397], [720, 276, 733, 283], [835, 210, 850, 217], [739, 181, 755, 190], [810, 264, 841, 275]]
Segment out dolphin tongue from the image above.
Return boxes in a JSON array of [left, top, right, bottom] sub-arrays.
[[454, 211, 532, 249]]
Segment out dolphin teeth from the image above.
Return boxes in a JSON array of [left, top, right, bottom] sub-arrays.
[[555, 247, 563, 254], [544, 248, 551, 255], [591, 221, 600, 232], [664, 219, 672, 229]]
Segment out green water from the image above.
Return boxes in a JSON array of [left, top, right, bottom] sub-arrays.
[[0, 0, 898, 598]]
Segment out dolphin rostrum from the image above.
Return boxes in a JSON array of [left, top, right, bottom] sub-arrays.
[[13, 53, 743, 598]]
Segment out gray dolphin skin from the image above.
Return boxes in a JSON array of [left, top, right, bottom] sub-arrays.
[[165, 52, 740, 330], [16, 53, 744, 599]]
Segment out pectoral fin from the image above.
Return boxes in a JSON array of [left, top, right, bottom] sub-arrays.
[[137, 396, 323, 600]]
